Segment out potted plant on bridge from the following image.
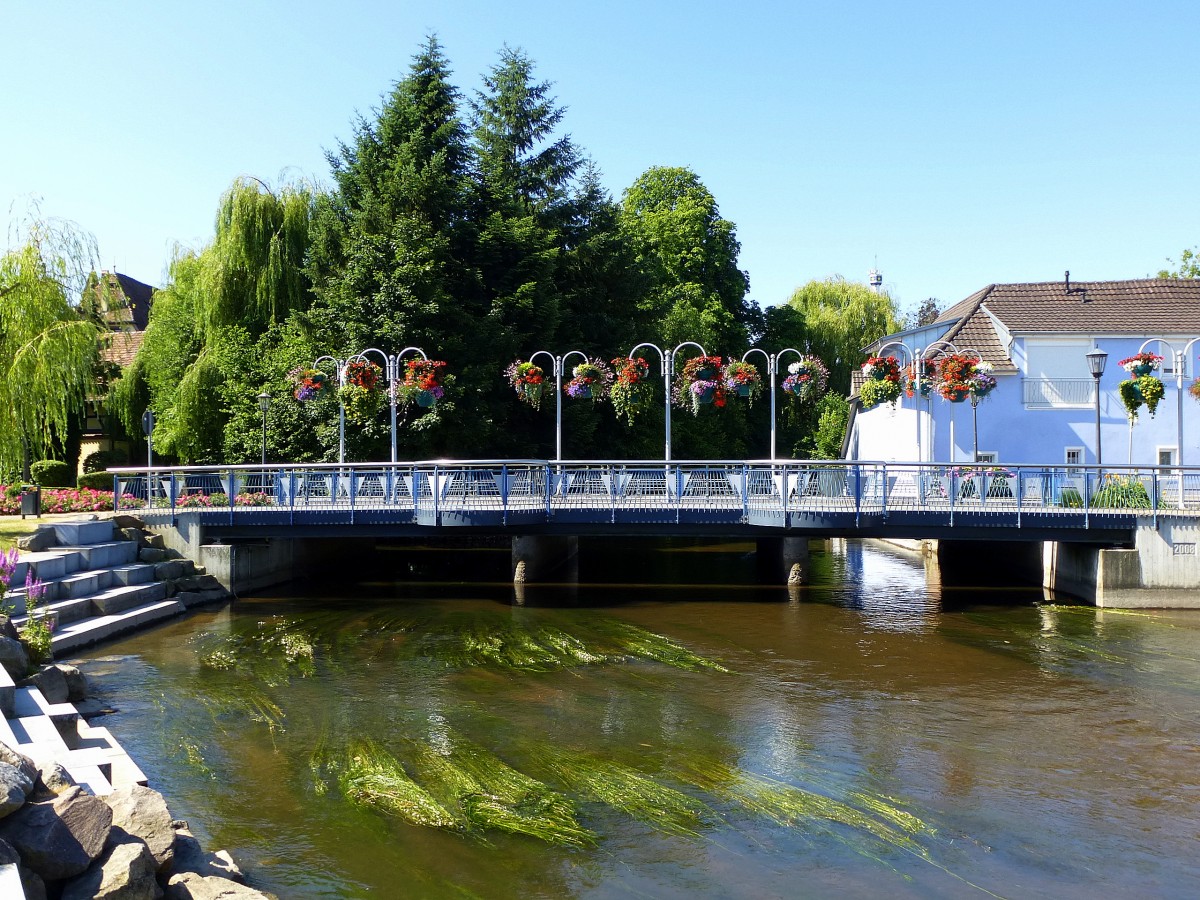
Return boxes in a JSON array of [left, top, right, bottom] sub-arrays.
[[723, 360, 762, 403], [399, 358, 447, 410], [565, 359, 613, 402], [859, 356, 902, 409], [936, 353, 981, 403], [1119, 373, 1164, 420], [1119, 352, 1163, 378], [902, 358, 937, 399], [339, 360, 385, 424], [783, 356, 828, 404], [290, 367, 329, 402], [610, 356, 653, 425], [506, 361, 546, 410], [677, 356, 728, 415]]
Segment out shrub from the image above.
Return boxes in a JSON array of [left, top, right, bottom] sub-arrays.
[[30, 460, 72, 487], [82, 449, 128, 474], [78, 472, 116, 491]]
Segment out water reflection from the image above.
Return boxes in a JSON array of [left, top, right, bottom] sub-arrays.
[[68, 538, 1200, 900]]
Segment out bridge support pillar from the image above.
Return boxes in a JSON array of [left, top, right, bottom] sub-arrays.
[[512, 535, 579, 584], [756, 536, 810, 585]]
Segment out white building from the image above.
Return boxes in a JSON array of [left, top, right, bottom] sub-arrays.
[[847, 278, 1200, 467]]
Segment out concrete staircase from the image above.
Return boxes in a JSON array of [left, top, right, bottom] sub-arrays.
[[0, 681, 146, 796], [0, 516, 233, 800], [6, 518, 228, 656]]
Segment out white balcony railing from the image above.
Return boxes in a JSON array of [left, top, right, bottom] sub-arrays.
[[1022, 378, 1095, 408]]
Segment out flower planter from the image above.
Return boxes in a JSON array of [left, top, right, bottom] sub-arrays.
[[735, 384, 751, 398], [417, 390, 438, 408], [696, 385, 716, 404], [1131, 364, 1154, 377], [521, 384, 543, 405], [694, 366, 718, 382], [945, 388, 969, 403], [574, 384, 593, 400]]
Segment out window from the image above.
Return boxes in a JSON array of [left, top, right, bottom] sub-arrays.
[[975, 452, 998, 464], [1065, 447, 1083, 465], [1158, 447, 1178, 466], [1023, 339, 1093, 408]]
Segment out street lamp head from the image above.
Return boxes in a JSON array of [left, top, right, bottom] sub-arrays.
[[1085, 348, 1108, 378], [257, 391, 271, 413]]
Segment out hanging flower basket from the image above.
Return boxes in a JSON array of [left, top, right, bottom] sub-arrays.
[[565, 359, 613, 402], [397, 358, 447, 411], [722, 360, 763, 403], [1119, 352, 1163, 378], [859, 356, 902, 409], [505, 361, 546, 411], [936, 353, 996, 403], [610, 357, 654, 426], [339, 360, 385, 424], [1119, 375, 1164, 421], [902, 359, 938, 398], [676, 356, 727, 416], [782, 356, 829, 404], [1189, 377, 1200, 403], [290, 367, 329, 402]]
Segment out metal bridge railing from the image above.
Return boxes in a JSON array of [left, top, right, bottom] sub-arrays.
[[109, 460, 1190, 525]]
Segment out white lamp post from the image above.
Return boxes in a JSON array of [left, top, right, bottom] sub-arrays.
[[625, 341, 708, 461], [741, 347, 804, 460], [528, 350, 589, 461]]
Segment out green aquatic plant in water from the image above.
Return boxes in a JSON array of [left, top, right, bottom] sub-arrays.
[[193, 616, 317, 685], [526, 744, 712, 837], [336, 740, 460, 829]]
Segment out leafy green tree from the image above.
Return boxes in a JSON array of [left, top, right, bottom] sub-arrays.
[[785, 277, 901, 394], [1159, 248, 1200, 279], [0, 213, 100, 479]]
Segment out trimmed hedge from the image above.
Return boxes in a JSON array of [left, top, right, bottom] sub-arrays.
[[30, 460, 73, 487], [82, 449, 128, 474], [77, 471, 117, 491]]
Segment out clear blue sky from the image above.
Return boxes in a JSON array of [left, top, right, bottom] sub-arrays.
[[3, 0, 1196, 315]]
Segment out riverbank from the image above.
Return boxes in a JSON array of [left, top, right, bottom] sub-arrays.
[[1, 516, 274, 898]]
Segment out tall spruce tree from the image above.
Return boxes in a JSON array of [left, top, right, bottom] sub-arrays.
[[307, 36, 477, 459]]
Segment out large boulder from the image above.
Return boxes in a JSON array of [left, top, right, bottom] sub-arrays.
[[0, 785, 113, 881], [53, 663, 89, 702], [112, 514, 146, 531], [106, 785, 174, 870], [62, 839, 163, 900], [169, 827, 243, 883], [164, 872, 271, 899], [0, 616, 19, 642], [0, 761, 33, 817], [139, 548, 168, 564], [0, 637, 29, 681], [0, 836, 46, 900], [0, 744, 37, 788], [16, 529, 56, 552], [33, 760, 77, 799]]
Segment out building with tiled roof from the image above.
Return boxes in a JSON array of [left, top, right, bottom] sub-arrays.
[[848, 276, 1200, 467], [81, 272, 156, 471]]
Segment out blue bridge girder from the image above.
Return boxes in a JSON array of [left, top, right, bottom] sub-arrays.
[[109, 459, 1197, 545]]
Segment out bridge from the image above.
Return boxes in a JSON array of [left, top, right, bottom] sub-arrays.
[[110, 460, 1200, 605], [107, 458, 1189, 540]]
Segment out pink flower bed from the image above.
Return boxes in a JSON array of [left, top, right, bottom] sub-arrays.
[[0, 484, 143, 515]]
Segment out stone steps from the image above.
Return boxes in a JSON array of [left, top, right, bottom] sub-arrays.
[[51, 599, 187, 655]]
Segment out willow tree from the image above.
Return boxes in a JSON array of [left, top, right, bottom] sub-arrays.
[[112, 177, 316, 463], [0, 214, 100, 479], [786, 276, 902, 394]]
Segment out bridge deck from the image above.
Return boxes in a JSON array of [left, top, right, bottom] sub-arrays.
[[108, 460, 1192, 545]]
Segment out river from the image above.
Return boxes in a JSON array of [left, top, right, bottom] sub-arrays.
[[70, 538, 1200, 899]]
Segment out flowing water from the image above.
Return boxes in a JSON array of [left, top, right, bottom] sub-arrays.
[[70, 539, 1200, 899]]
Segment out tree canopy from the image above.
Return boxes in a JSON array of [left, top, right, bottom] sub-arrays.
[[1159, 248, 1200, 279], [0, 213, 100, 478], [785, 277, 901, 395]]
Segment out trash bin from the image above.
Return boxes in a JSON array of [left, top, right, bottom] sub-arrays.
[[20, 485, 40, 519]]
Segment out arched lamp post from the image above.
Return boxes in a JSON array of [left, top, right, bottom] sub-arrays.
[[256, 391, 270, 467], [1137, 337, 1200, 508], [741, 347, 804, 460], [874, 341, 915, 459], [528, 349, 589, 461], [914, 340, 961, 462], [626, 341, 707, 461], [314, 355, 351, 464], [355, 346, 429, 464]]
